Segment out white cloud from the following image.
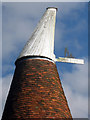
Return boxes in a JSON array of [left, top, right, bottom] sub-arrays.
[[55, 17, 87, 52], [2, 64, 14, 75], [89, 97, 90, 118], [88, 61, 90, 118], [0, 78, 2, 120], [2, 74, 13, 107], [63, 84, 88, 118], [60, 58, 88, 118], [0, 74, 13, 119]]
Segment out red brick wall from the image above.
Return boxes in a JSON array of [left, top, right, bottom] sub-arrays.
[[2, 59, 72, 119]]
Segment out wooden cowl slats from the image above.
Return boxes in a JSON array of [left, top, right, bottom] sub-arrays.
[[18, 8, 57, 61]]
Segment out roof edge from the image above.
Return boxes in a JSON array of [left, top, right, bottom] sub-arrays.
[[15, 56, 55, 66]]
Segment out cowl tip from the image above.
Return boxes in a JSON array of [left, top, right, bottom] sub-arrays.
[[46, 7, 58, 11]]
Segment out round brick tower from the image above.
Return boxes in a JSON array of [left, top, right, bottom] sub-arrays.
[[2, 7, 72, 119]]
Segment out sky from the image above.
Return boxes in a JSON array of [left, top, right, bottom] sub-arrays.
[[0, 2, 88, 119]]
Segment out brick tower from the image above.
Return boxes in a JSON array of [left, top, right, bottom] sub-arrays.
[[2, 7, 72, 119]]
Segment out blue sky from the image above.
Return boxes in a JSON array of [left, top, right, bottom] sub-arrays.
[[1, 2, 88, 118]]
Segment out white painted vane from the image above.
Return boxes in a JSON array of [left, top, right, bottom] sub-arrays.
[[56, 57, 84, 64]]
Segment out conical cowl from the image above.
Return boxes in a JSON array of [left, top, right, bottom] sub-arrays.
[[2, 7, 72, 119], [18, 7, 57, 61]]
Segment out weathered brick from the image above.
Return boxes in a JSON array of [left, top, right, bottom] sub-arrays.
[[2, 59, 72, 119]]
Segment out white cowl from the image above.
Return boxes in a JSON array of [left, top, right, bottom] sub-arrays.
[[18, 7, 57, 61]]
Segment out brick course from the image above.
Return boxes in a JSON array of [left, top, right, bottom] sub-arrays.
[[2, 59, 72, 119]]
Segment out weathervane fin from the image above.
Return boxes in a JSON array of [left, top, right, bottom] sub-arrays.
[[55, 57, 84, 64]]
